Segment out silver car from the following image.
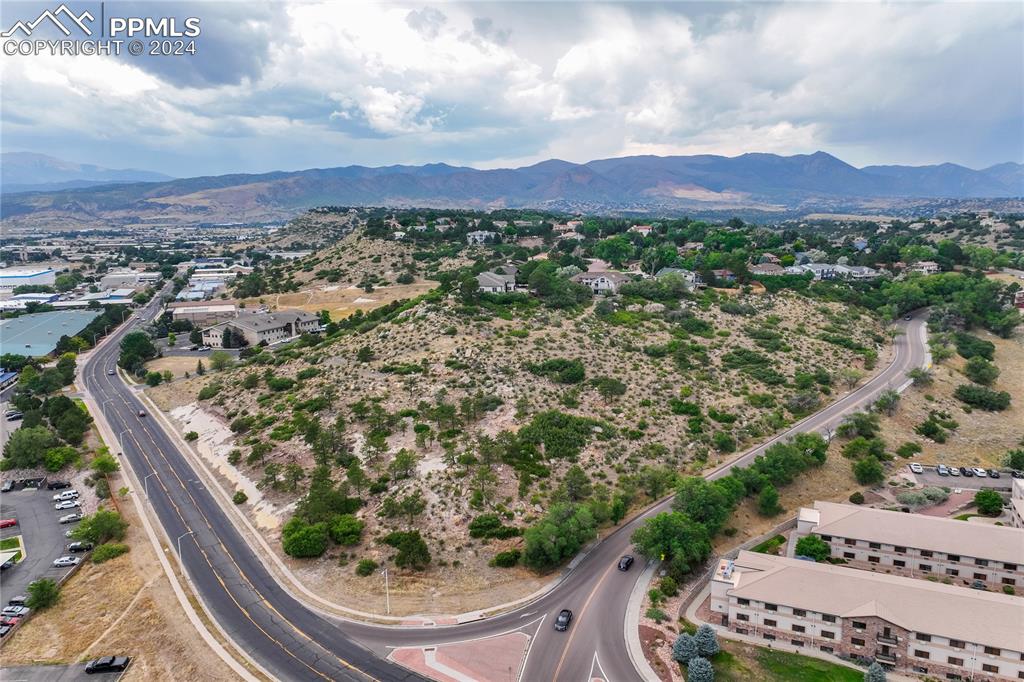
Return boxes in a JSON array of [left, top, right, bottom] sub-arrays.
[[52, 556, 81, 568], [54, 500, 80, 511]]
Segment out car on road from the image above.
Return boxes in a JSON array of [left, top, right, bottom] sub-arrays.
[[947, 466, 960, 477], [59, 513, 83, 524], [936, 464, 949, 476], [909, 463, 924, 474], [54, 500, 81, 511], [107, 369, 116, 376], [85, 656, 132, 674], [47, 480, 71, 490], [618, 555, 635, 571], [972, 467, 988, 477], [137, 410, 146, 417], [67, 541, 94, 553], [4, 411, 23, 422], [1, 480, 14, 492], [53, 556, 81, 568], [553, 609, 573, 631], [1, 605, 29, 617], [987, 469, 1001, 478], [904, 315, 912, 321], [960, 467, 974, 477], [53, 489, 79, 501], [0, 518, 17, 529]]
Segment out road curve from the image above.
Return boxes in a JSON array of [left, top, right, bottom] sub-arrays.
[[82, 294, 928, 682]]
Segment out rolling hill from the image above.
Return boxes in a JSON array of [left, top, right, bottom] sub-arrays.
[[1, 152, 174, 193]]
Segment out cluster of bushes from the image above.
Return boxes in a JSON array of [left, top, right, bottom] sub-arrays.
[[468, 513, 521, 539], [281, 467, 363, 559], [118, 332, 158, 376], [896, 486, 950, 509], [914, 410, 958, 443], [526, 358, 585, 384], [954, 384, 1011, 411], [2, 396, 92, 471], [720, 348, 786, 385]]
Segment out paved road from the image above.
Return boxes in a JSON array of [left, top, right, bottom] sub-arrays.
[[81, 295, 930, 681]]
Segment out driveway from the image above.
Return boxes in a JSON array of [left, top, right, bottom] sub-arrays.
[[910, 466, 1012, 492], [0, 485, 82, 601]]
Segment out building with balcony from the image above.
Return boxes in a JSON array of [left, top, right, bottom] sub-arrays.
[[711, 551, 1023, 681], [791, 501, 1024, 591]]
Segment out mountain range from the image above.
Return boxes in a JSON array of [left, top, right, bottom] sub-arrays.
[[0, 152, 174, 193], [1, 151, 1020, 228]]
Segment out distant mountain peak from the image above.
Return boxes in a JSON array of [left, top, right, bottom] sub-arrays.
[[1, 151, 173, 193]]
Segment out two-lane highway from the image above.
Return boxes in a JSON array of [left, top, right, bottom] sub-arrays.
[[82, 292, 929, 682]]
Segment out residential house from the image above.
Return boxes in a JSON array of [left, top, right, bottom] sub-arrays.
[[571, 271, 632, 294], [910, 261, 940, 275], [466, 230, 498, 245], [476, 266, 518, 294], [759, 253, 782, 264], [791, 501, 1024, 591], [749, 263, 786, 277], [712, 269, 737, 283], [710, 551, 1023, 681], [629, 224, 654, 236], [1015, 290, 1024, 310], [843, 265, 881, 280], [202, 310, 319, 348], [655, 267, 703, 286], [800, 263, 839, 280], [853, 237, 869, 251], [680, 241, 704, 253]]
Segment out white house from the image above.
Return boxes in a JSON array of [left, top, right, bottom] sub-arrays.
[[466, 231, 498, 245], [571, 271, 632, 294]]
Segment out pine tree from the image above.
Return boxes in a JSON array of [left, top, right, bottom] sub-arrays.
[[196, 360, 205, 376], [864, 662, 887, 682], [695, 624, 720, 657], [687, 656, 715, 682], [671, 632, 697, 663]]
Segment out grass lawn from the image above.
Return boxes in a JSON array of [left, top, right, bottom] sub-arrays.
[[0, 536, 21, 550], [751, 534, 787, 555], [710, 642, 863, 682]]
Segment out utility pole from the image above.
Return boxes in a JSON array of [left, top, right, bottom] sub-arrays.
[[381, 567, 390, 615]]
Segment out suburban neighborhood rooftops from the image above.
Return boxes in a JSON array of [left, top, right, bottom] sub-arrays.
[[718, 550, 1023, 651], [807, 500, 1024, 565]]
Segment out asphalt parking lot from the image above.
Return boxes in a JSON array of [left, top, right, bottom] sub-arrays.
[[0, 484, 83, 601], [909, 465, 1013, 491], [1, 663, 127, 681]]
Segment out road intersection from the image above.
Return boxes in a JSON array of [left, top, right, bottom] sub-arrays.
[[80, 293, 929, 682]]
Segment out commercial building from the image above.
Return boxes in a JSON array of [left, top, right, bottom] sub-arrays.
[[0, 267, 56, 294], [791, 501, 1024, 591], [168, 302, 238, 327], [711, 551, 1023, 681], [1011, 478, 1024, 530], [99, 269, 161, 290], [202, 310, 319, 348], [0, 310, 102, 356]]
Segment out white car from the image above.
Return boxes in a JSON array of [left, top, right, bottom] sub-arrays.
[[909, 463, 924, 474], [947, 466, 960, 477], [58, 513, 82, 524], [54, 500, 80, 511], [52, 556, 81, 568], [972, 467, 988, 477], [936, 464, 949, 476], [52, 490, 79, 501]]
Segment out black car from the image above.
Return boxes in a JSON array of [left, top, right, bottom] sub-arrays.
[[85, 656, 132, 674], [618, 555, 635, 571], [553, 609, 573, 632], [987, 469, 1001, 479], [67, 542, 94, 553], [0, 625, 10, 638], [4, 412, 22, 422], [1012, 470, 1024, 479], [47, 480, 71, 490], [960, 467, 974, 477]]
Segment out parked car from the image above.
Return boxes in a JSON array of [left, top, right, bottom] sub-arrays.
[[0, 519, 17, 529], [909, 463, 924, 474], [47, 480, 71, 490], [936, 464, 949, 476], [54, 500, 80, 511], [52, 556, 81, 568], [137, 410, 146, 418], [7, 596, 26, 606], [960, 467, 974, 477], [971, 579, 987, 590], [4, 412, 23, 422], [65, 529, 76, 538], [59, 513, 82, 524], [85, 656, 132, 674], [972, 467, 988, 478], [618, 555, 635, 571], [553, 609, 573, 632], [1, 480, 14, 492], [67, 542, 94, 553], [947, 466, 960, 477], [0, 615, 22, 626], [1, 605, 29, 617], [107, 369, 116, 375], [52, 489, 79, 501], [1012, 470, 1024, 479], [0, 558, 14, 571], [987, 469, 1001, 479], [0, 625, 10, 638]]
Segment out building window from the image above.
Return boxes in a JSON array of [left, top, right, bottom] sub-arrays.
[[1004, 563, 1018, 570], [920, 564, 932, 572], [821, 631, 835, 639], [868, 556, 880, 564], [973, 572, 987, 580], [852, 621, 867, 630], [984, 646, 1001, 656], [845, 539, 855, 546], [765, 603, 778, 612], [894, 546, 906, 553], [982, 664, 999, 674], [792, 609, 806, 617], [948, 657, 964, 666], [947, 554, 960, 562], [823, 614, 837, 623], [894, 560, 906, 568], [946, 675, 963, 681], [949, 639, 965, 649], [820, 535, 832, 542], [736, 628, 748, 635], [844, 552, 855, 560], [946, 568, 959, 577], [914, 650, 930, 659], [792, 625, 806, 633], [921, 550, 933, 558], [736, 613, 750, 622], [916, 633, 932, 642], [737, 598, 749, 606], [821, 646, 834, 654], [764, 619, 777, 627], [975, 559, 989, 567], [869, 542, 881, 550], [852, 638, 865, 647], [1003, 577, 1016, 585], [763, 633, 775, 641], [792, 640, 804, 647]]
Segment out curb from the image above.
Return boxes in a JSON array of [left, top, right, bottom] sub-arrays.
[[624, 560, 661, 682]]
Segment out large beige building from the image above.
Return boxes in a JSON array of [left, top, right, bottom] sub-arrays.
[[792, 501, 1023, 591], [201, 310, 319, 348], [711, 551, 1024, 681], [1011, 479, 1024, 530], [167, 302, 238, 327]]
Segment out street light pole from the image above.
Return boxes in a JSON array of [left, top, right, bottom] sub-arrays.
[[381, 567, 390, 615], [177, 530, 194, 560], [144, 472, 157, 498]]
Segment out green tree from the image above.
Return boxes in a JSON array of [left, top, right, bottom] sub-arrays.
[[281, 518, 329, 558], [795, 534, 831, 561], [757, 484, 783, 516], [853, 456, 885, 485], [631, 511, 711, 577], [523, 503, 597, 571], [673, 477, 733, 535], [90, 451, 120, 475], [346, 461, 368, 496], [3, 426, 58, 469], [974, 489, 1003, 516], [687, 656, 714, 682], [26, 578, 60, 610], [864, 661, 887, 682], [167, 331, 176, 347], [964, 356, 999, 386], [209, 350, 233, 371], [672, 633, 697, 664], [329, 514, 365, 545], [388, 449, 419, 480], [380, 489, 427, 528], [694, 624, 720, 657], [382, 530, 431, 570], [196, 360, 205, 375], [72, 508, 128, 544], [562, 465, 592, 501]]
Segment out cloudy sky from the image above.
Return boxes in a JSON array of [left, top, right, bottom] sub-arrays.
[[1, 1, 1021, 177]]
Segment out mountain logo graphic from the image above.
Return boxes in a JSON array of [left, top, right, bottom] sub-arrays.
[[2, 4, 95, 37]]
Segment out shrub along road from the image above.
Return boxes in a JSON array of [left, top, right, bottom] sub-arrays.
[[81, 297, 928, 682]]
